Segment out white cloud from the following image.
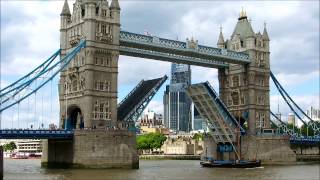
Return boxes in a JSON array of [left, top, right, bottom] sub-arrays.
[[144, 100, 163, 115], [273, 71, 319, 86], [0, 0, 318, 128]]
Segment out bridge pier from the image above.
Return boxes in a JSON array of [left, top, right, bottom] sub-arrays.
[[41, 129, 139, 169], [240, 135, 296, 164]]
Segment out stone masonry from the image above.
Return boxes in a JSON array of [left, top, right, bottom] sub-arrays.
[[59, 0, 120, 129], [42, 0, 139, 169], [218, 10, 270, 135]]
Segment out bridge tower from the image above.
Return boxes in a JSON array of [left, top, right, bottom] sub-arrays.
[[59, 0, 120, 129], [42, 0, 138, 169], [218, 10, 271, 135]]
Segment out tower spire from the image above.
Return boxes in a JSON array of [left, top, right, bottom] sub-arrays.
[[263, 21, 270, 40], [60, 0, 71, 16], [217, 25, 225, 48], [110, 0, 120, 10]]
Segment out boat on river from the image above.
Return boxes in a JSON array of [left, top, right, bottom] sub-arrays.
[[200, 159, 261, 168]]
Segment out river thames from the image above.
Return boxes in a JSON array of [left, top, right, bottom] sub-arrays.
[[3, 159, 320, 180]]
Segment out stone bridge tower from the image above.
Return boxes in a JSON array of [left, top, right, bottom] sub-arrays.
[[218, 10, 271, 135], [42, 0, 138, 169], [59, 0, 120, 129]]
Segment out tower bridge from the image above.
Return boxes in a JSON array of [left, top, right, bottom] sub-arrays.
[[0, 0, 319, 169]]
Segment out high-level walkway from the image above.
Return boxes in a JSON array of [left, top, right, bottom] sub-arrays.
[[119, 31, 250, 68]]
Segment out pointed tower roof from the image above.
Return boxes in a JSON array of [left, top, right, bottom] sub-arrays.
[[263, 22, 270, 40], [110, 0, 120, 10], [60, 0, 71, 16], [231, 8, 254, 40], [217, 26, 225, 45]]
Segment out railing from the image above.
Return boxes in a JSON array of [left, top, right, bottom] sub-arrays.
[[290, 136, 320, 145], [119, 46, 229, 68], [0, 129, 74, 139], [119, 31, 250, 65]]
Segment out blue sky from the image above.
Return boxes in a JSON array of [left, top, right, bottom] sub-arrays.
[[0, 0, 319, 128]]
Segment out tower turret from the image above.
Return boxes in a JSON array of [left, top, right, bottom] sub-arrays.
[[110, 0, 120, 10], [217, 26, 225, 48], [219, 8, 271, 135], [60, 0, 71, 53], [110, 0, 121, 45], [61, 0, 71, 16], [263, 22, 270, 41]]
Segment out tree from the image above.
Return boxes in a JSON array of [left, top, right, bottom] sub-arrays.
[[192, 133, 203, 140], [136, 132, 167, 151], [3, 141, 17, 152]]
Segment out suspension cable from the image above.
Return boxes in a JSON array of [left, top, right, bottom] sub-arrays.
[[27, 96, 30, 129], [271, 73, 307, 126], [0, 40, 86, 112], [50, 78, 53, 128], [271, 72, 315, 122], [41, 88, 44, 129]]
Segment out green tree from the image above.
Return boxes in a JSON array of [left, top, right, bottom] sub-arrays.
[[136, 133, 167, 151], [3, 141, 17, 152], [192, 133, 203, 140]]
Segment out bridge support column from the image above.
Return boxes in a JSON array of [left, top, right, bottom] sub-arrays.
[[41, 129, 139, 169], [241, 135, 296, 164], [0, 146, 3, 180]]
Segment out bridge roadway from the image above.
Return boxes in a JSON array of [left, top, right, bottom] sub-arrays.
[[119, 31, 250, 68], [0, 129, 319, 145]]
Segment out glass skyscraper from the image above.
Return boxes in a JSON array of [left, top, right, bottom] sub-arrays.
[[163, 63, 192, 132]]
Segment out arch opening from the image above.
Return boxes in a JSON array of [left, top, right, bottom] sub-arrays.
[[65, 105, 84, 130]]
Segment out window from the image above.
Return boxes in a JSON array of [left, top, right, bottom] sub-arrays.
[[231, 91, 239, 105], [96, 7, 99, 15], [105, 101, 110, 119], [99, 82, 104, 91], [102, 25, 107, 34], [99, 103, 104, 118], [102, 10, 107, 17], [81, 9, 85, 17], [94, 101, 99, 119], [72, 80, 77, 92], [232, 76, 239, 87], [105, 81, 110, 91]]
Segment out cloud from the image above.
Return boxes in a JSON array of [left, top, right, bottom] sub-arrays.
[[272, 71, 319, 86], [144, 100, 163, 115], [0, 0, 318, 128]]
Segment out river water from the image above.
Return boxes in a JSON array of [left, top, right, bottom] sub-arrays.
[[3, 159, 320, 180]]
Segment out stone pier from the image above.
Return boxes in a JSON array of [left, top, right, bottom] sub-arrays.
[[241, 135, 296, 164], [202, 134, 297, 164], [41, 130, 139, 169]]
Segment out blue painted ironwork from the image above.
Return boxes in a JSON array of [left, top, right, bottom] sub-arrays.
[[270, 71, 320, 135], [204, 82, 245, 134], [0, 40, 86, 112], [119, 46, 229, 68], [119, 31, 250, 67], [217, 144, 234, 152], [0, 49, 61, 96], [0, 130, 73, 139], [290, 136, 320, 145], [270, 111, 296, 136]]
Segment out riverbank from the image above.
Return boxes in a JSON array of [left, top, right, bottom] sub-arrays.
[[139, 154, 200, 160]]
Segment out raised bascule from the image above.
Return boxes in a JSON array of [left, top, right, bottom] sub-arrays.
[[0, 0, 319, 168]]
